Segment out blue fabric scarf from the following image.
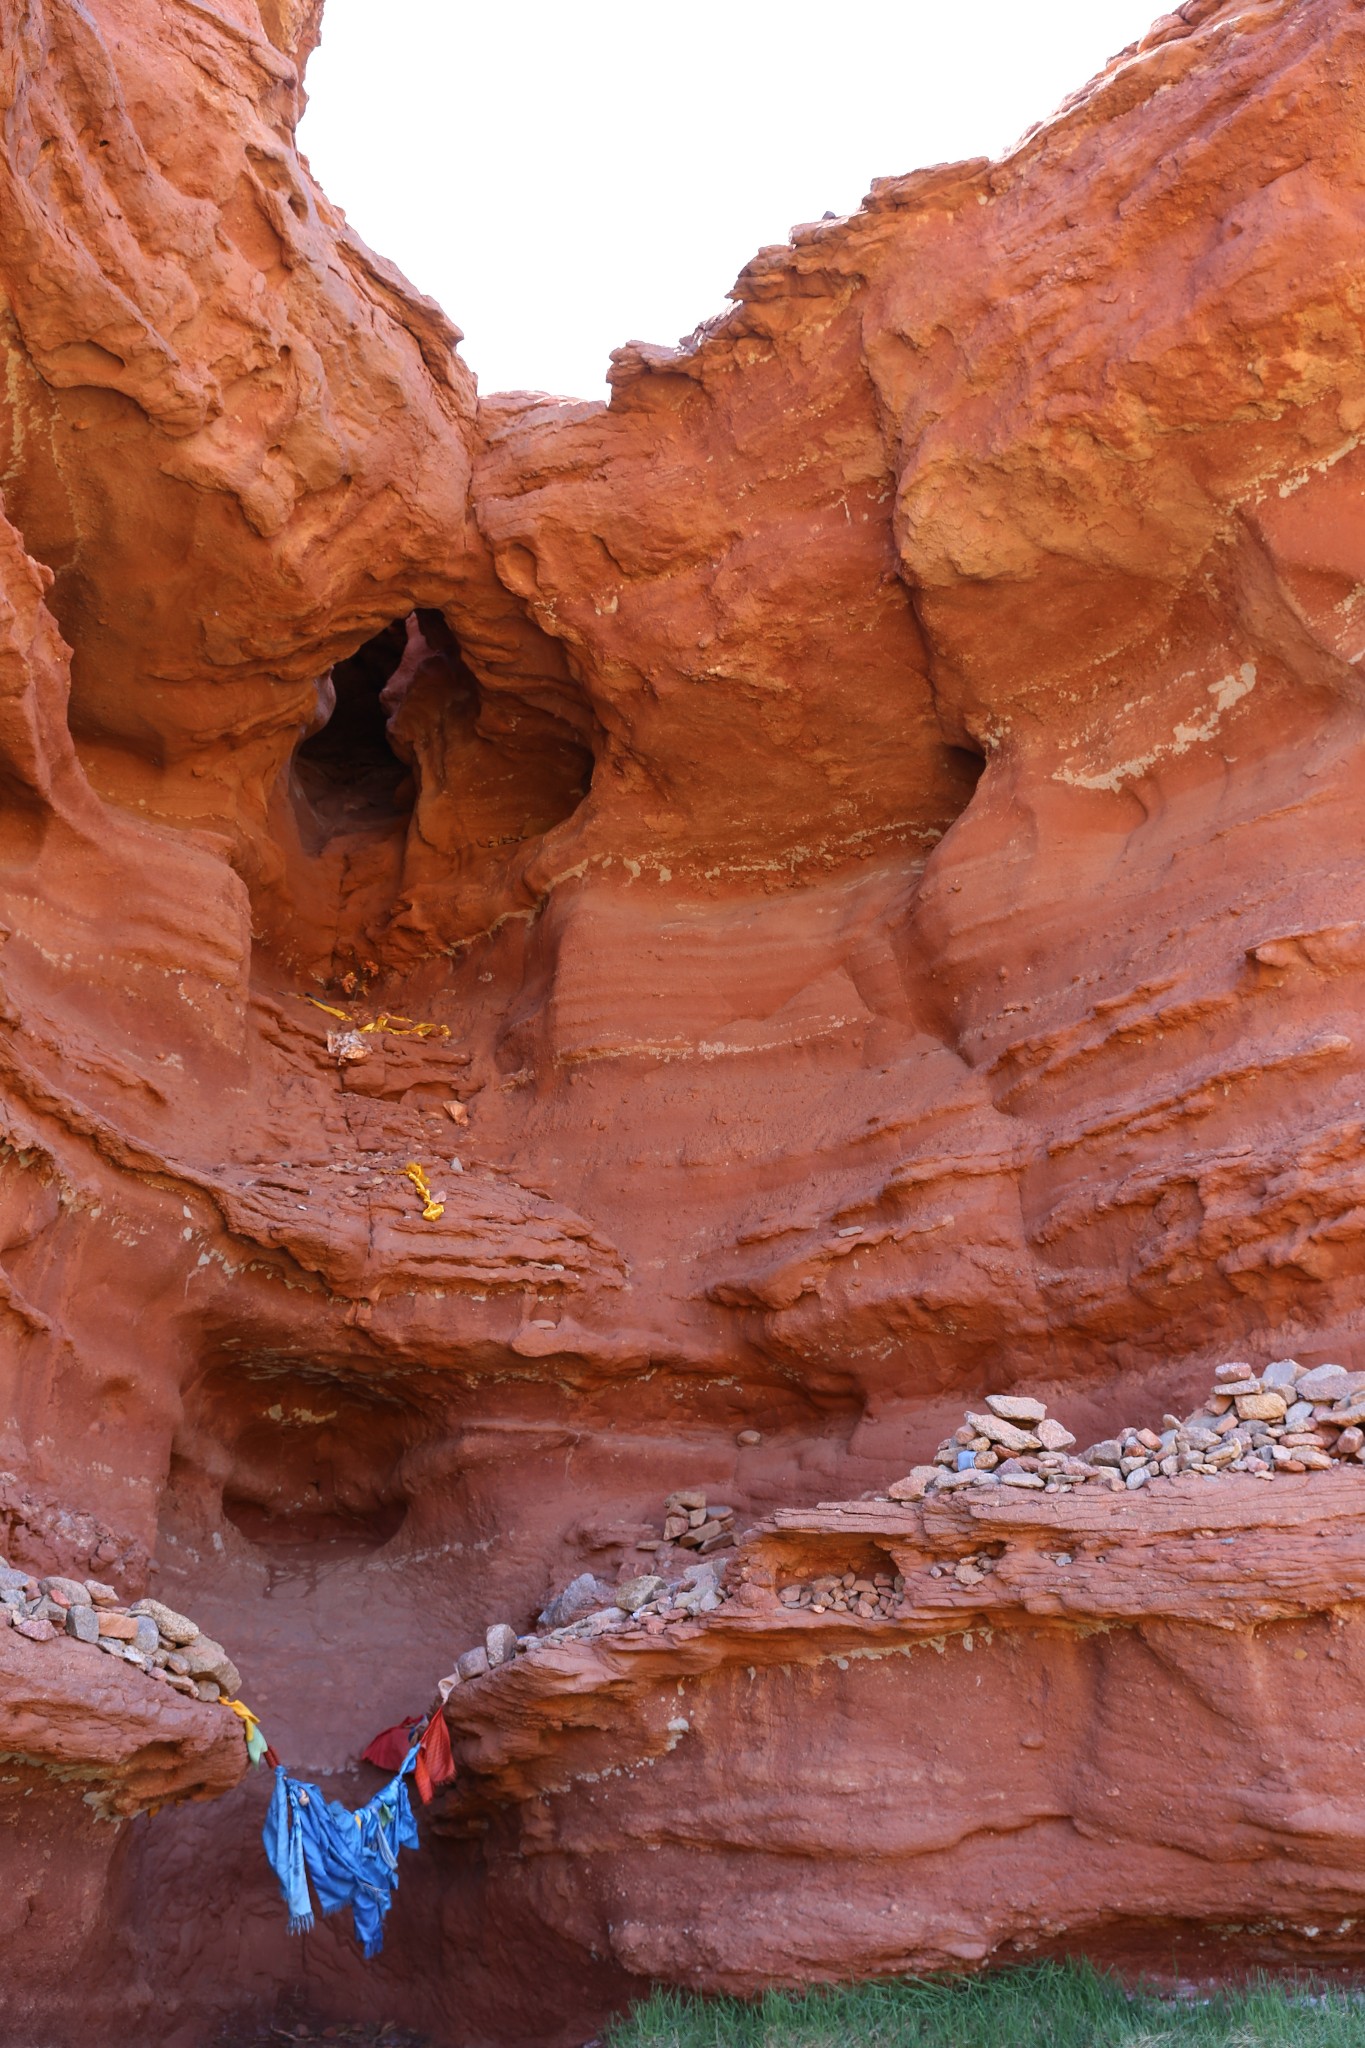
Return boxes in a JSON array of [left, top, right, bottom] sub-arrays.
[[263, 1741, 421, 1958]]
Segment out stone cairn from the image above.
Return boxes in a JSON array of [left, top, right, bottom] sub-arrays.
[[888, 1358, 1365, 1503], [0, 1564, 241, 1701], [778, 1570, 906, 1617], [440, 1489, 737, 1692]]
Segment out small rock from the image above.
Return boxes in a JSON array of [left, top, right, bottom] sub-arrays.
[[1296, 1364, 1353, 1402], [1125, 1467, 1150, 1490], [888, 1467, 937, 1503], [14, 1615, 55, 1643], [485, 1623, 518, 1667], [615, 1575, 667, 1613], [65, 1604, 100, 1645], [675, 1563, 721, 1613], [665, 1489, 707, 1512], [133, 1616, 160, 1659], [999, 1472, 1044, 1489], [537, 1573, 618, 1630], [954, 1561, 985, 1586], [1262, 1359, 1303, 1390], [582, 1607, 630, 1635], [97, 1612, 140, 1642], [0, 1565, 29, 1596], [194, 1678, 221, 1702], [1283, 1401, 1314, 1429], [984, 1395, 1048, 1424], [1236, 1392, 1287, 1422], [965, 1411, 1039, 1453], [1087, 1440, 1124, 1467], [1037, 1418, 1077, 1451], [127, 1599, 199, 1645], [178, 1635, 241, 1694], [83, 1580, 120, 1608], [39, 1576, 92, 1607], [456, 1646, 490, 1682], [736, 1430, 762, 1446]]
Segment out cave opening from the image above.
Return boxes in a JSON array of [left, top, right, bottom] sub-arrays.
[[167, 1354, 440, 1560], [293, 617, 415, 835], [941, 741, 987, 817]]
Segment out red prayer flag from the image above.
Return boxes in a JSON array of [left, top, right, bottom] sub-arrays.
[[413, 1708, 456, 1803], [361, 1715, 422, 1773]]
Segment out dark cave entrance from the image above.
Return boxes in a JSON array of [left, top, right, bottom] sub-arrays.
[[170, 1354, 431, 1560], [293, 617, 415, 835], [941, 742, 987, 819]]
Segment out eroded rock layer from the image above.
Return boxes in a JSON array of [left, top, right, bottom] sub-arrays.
[[4, 0, 1365, 2040]]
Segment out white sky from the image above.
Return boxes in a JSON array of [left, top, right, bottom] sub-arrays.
[[299, 0, 1166, 400]]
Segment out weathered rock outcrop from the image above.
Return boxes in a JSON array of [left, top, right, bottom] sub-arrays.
[[435, 1471, 1365, 1990], [5, 0, 1365, 2040]]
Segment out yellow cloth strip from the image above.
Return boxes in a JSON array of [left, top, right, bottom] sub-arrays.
[[403, 1161, 445, 1221], [224, 1697, 261, 1738], [302, 997, 449, 1039]]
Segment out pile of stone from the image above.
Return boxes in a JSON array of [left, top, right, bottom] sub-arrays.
[[440, 1556, 732, 1692], [887, 1359, 1365, 1502], [638, 1489, 736, 1560], [0, 1562, 241, 1701], [889, 1394, 1088, 1501], [1082, 1358, 1365, 1487], [779, 1568, 906, 1616]]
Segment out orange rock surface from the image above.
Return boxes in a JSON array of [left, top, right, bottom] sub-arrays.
[[4, 0, 1365, 2040]]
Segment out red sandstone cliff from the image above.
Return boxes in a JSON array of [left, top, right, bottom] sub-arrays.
[[5, 0, 1365, 2041]]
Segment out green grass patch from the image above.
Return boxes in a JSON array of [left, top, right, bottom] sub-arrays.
[[604, 1961, 1365, 2048]]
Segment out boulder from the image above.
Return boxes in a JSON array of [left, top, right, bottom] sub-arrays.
[[537, 1574, 617, 1630]]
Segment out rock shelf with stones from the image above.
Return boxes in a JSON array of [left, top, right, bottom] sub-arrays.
[[436, 1492, 737, 1692], [886, 1359, 1365, 1504], [420, 1445, 1365, 1993], [0, 1610, 247, 1822], [1, 1563, 244, 1702], [427, 1369, 1365, 1698]]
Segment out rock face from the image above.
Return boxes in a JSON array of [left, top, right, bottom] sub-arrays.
[[5, 0, 1365, 2040], [434, 1472, 1365, 1992], [0, 1621, 247, 2044]]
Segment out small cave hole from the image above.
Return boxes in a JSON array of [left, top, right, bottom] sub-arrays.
[[941, 742, 987, 814], [293, 618, 415, 836], [172, 1358, 423, 1561]]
